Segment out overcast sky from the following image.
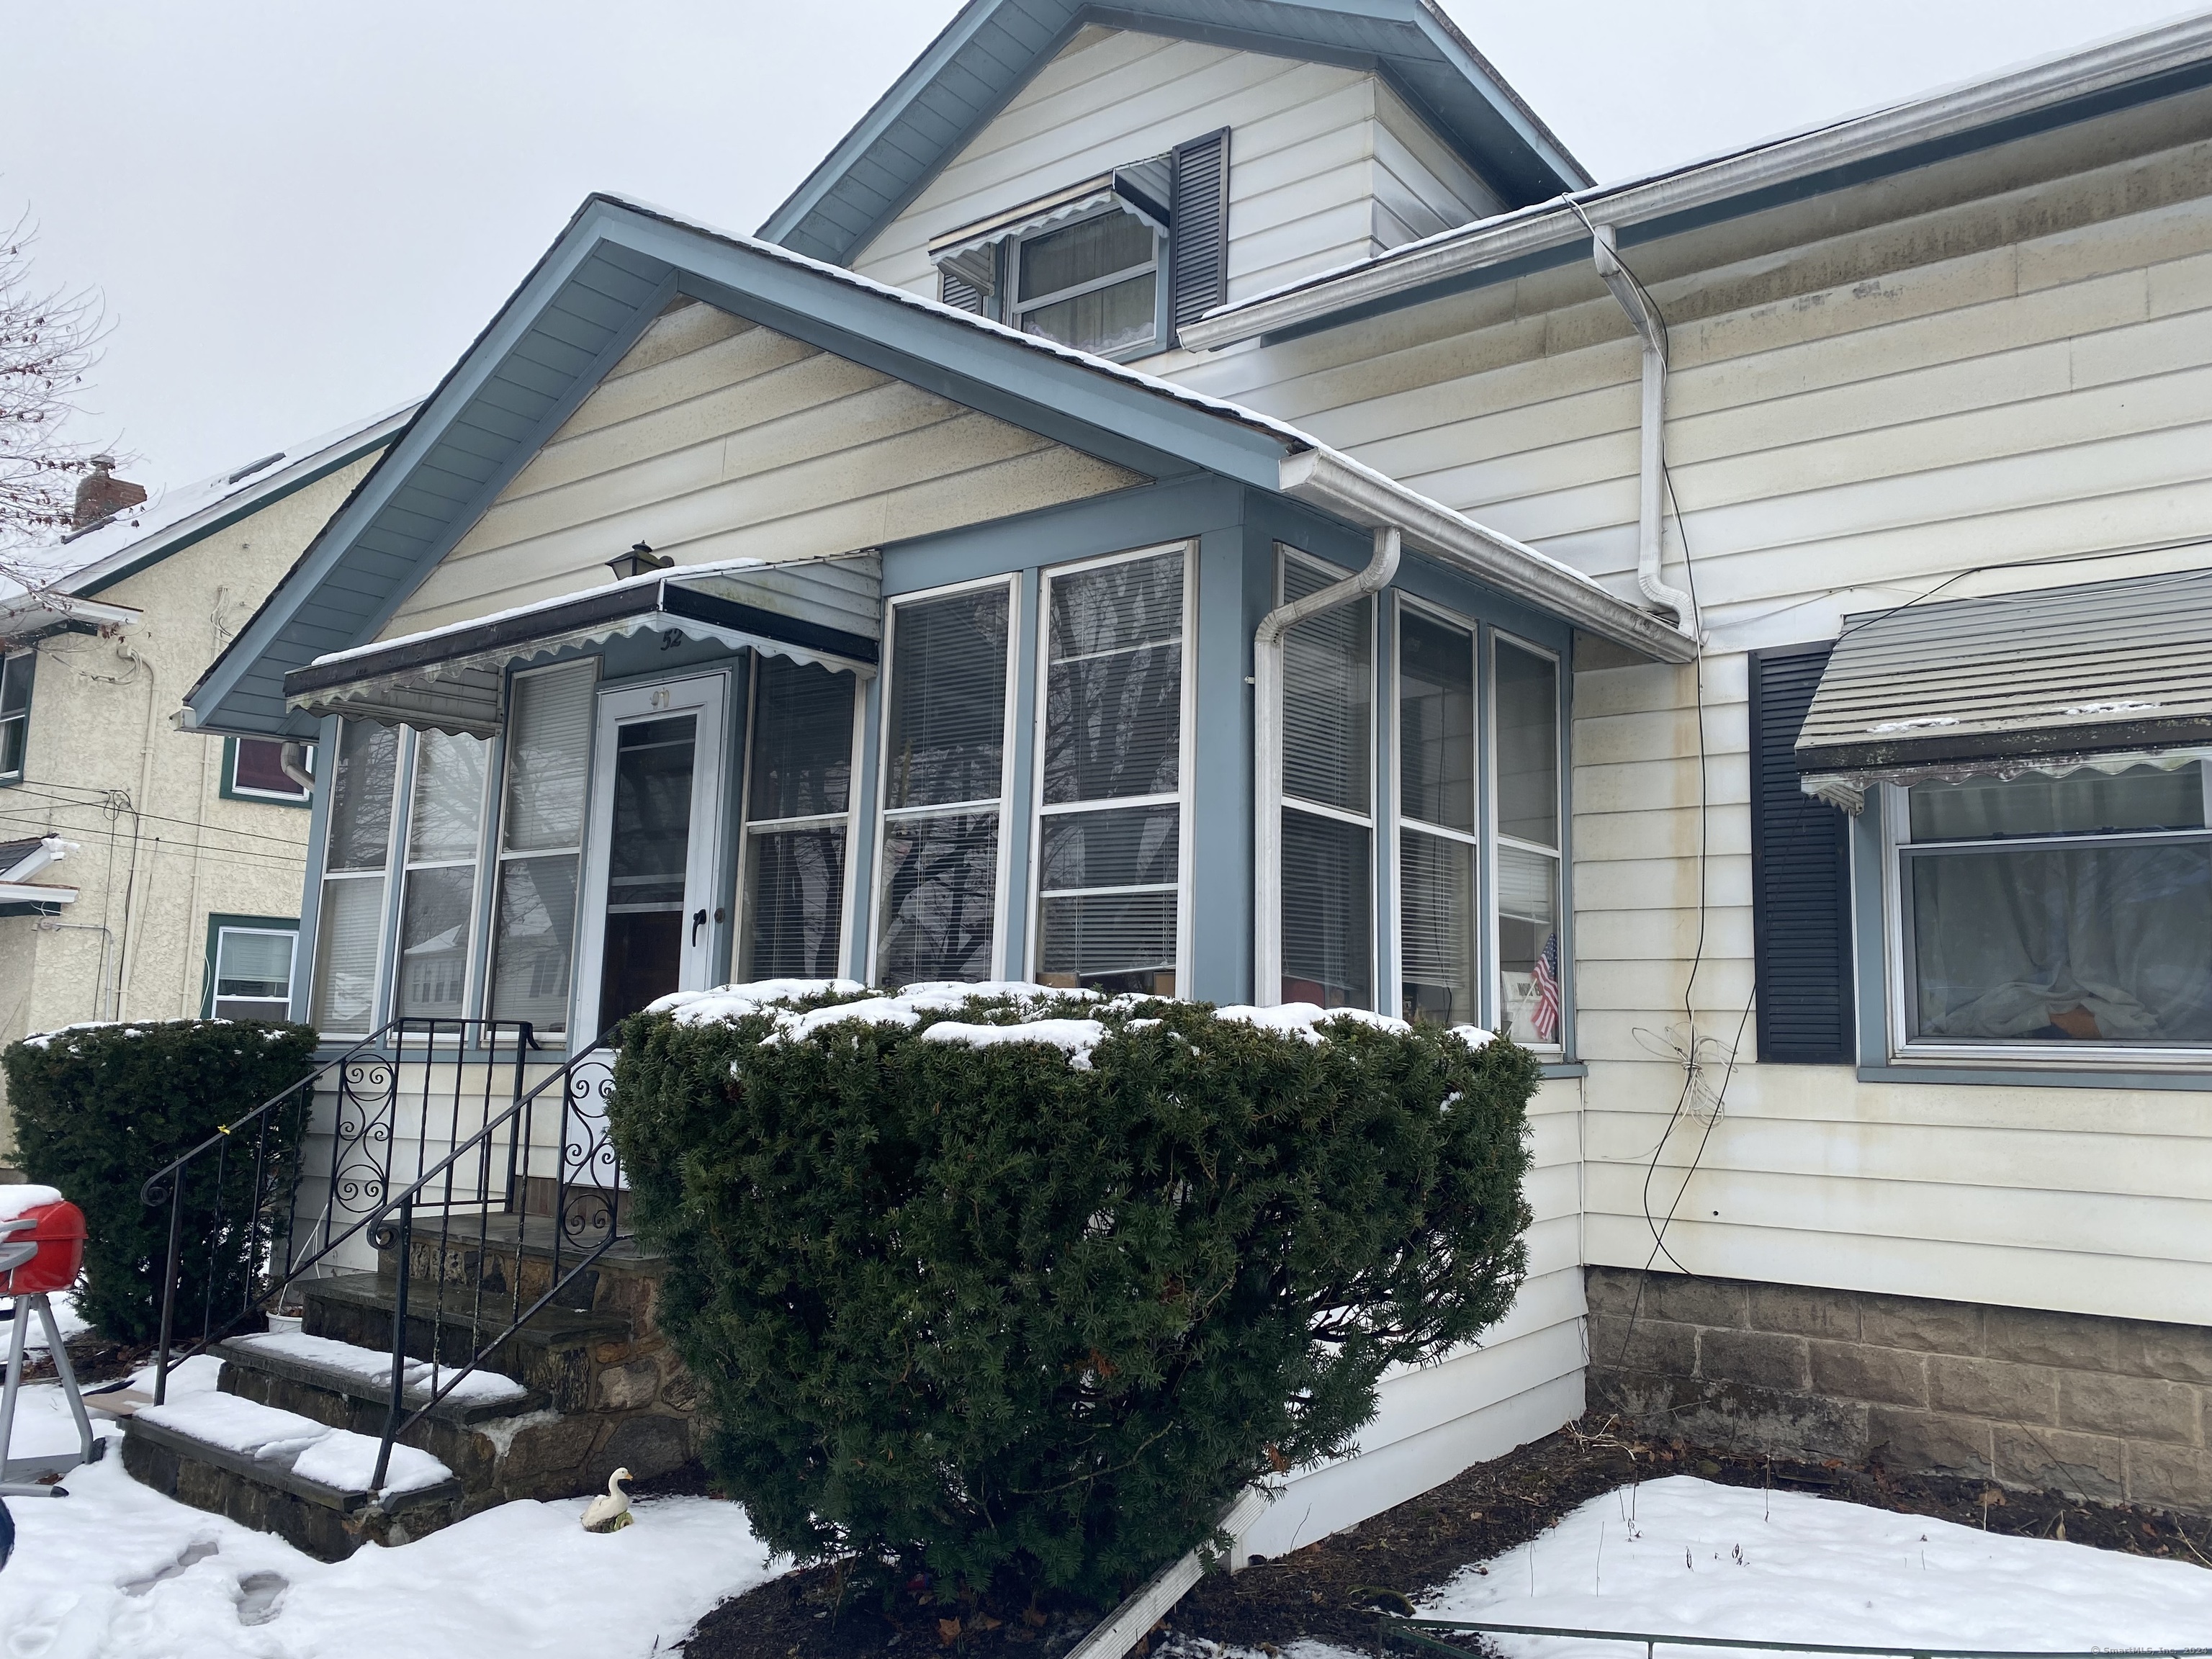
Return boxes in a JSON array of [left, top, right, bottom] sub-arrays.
[[5, 1, 2201, 495]]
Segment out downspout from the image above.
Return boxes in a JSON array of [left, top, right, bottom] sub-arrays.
[[1590, 222, 1696, 629], [1252, 523, 1399, 1007]]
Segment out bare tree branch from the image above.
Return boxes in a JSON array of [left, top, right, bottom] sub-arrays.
[[0, 209, 112, 591]]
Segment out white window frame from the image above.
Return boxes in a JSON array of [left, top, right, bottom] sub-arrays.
[[1005, 205, 1166, 361], [868, 573, 1023, 986], [228, 736, 313, 804], [482, 657, 599, 1040], [1488, 627, 1565, 1055], [572, 671, 732, 1048], [1275, 546, 1381, 1012], [0, 647, 32, 784], [1880, 752, 2212, 1069], [390, 728, 497, 1028], [1025, 541, 1197, 993], [210, 924, 299, 1022], [733, 652, 866, 984], [1389, 593, 1483, 1029], [312, 721, 407, 1037]]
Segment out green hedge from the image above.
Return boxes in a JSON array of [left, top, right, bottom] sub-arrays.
[[4, 1020, 318, 1343], [611, 988, 1537, 1606]]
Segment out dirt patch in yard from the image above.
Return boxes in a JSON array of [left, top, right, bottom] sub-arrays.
[[676, 1413, 2212, 1658]]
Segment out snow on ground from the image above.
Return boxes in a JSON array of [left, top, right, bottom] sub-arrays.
[[19, 1293, 89, 1354], [0, 1367, 786, 1658], [1238, 1475, 2212, 1659]]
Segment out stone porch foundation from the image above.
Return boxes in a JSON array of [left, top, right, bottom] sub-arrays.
[[1586, 1266, 2212, 1515]]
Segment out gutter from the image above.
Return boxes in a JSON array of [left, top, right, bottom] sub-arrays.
[[1274, 449, 1699, 664], [1179, 12, 2212, 351], [1254, 526, 1400, 1007]]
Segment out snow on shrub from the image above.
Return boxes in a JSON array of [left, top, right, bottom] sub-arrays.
[[3, 1018, 318, 1342], [611, 981, 1537, 1606]]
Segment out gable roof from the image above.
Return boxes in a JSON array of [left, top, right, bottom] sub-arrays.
[[184, 192, 1690, 739], [760, 0, 1589, 267], [27, 405, 416, 601]]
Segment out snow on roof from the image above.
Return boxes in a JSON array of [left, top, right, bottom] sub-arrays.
[[11, 401, 420, 600]]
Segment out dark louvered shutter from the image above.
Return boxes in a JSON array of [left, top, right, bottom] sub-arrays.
[[1169, 127, 1230, 338], [939, 268, 986, 315], [1750, 644, 1856, 1064]]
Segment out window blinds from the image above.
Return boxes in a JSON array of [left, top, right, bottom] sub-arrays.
[[490, 663, 595, 1033], [1280, 554, 1372, 814], [1400, 830, 1475, 1027], [1035, 549, 1187, 993], [1281, 807, 1370, 1009], [878, 585, 1012, 986], [312, 720, 400, 1033], [742, 655, 856, 983]]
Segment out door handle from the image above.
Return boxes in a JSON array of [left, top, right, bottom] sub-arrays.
[[691, 908, 708, 945]]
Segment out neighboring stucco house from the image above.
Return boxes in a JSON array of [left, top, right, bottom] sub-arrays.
[[182, 0, 2212, 1548], [0, 409, 410, 1157]]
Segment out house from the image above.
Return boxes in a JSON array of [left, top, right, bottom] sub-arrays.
[[0, 408, 411, 1161], [181, 0, 2212, 1549]]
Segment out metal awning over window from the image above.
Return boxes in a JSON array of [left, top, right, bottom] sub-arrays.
[[1796, 568, 2212, 806], [284, 554, 879, 737], [926, 159, 1171, 294]]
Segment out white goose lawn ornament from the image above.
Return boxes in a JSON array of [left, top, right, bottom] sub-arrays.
[[581, 1467, 634, 1533]]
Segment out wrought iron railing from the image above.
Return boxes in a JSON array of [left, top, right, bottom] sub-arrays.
[[142, 1018, 536, 1386]]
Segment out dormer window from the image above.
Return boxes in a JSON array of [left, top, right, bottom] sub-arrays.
[[929, 150, 1191, 361], [1010, 209, 1160, 356]]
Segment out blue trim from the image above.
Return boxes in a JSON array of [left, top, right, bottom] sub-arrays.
[[1856, 1063, 2212, 1091], [758, 0, 1586, 267], [199, 912, 300, 1020], [1539, 1061, 1586, 1080]]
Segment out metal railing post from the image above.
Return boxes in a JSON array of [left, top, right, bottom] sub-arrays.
[[372, 1194, 414, 1494], [153, 1180, 184, 1406]]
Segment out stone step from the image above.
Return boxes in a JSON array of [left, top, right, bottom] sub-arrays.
[[122, 1391, 462, 1562], [375, 1213, 664, 1329], [300, 1271, 630, 1414], [217, 1331, 543, 1425]]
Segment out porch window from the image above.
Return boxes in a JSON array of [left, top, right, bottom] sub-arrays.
[[488, 661, 594, 1033], [1493, 637, 1563, 1049], [740, 655, 856, 981], [1034, 546, 1187, 995], [395, 730, 489, 1019], [0, 649, 31, 783], [1280, 550, 1373, 1010], [1893, 759, 2212, 1052], [876, 580, 1014, 986], [209, 925, 297, 1021], [1398, 606, 1478, 1027], [311, 719, 400, 1034], [1011, 210, 1160, 357]]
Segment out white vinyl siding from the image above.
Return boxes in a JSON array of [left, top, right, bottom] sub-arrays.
[[1169, 100, 2212, 1326], [380, 302, 1140, 638], [849, 28, 1501, 320]]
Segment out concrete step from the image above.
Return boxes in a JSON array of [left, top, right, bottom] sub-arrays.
[[217, 1331, 540, 1425], [121, 1391, 461, 1562]]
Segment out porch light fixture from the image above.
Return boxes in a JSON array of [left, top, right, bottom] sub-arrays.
[[607, 541, 673, 582]]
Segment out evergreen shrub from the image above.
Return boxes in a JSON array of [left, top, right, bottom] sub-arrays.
[[3, 1019, 318, 1342], [611, 986, 1537, 1605]]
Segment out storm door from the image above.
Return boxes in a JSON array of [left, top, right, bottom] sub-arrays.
[[574, 674, 727, 1043]]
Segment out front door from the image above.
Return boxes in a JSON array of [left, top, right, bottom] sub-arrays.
[[575, 674, 727, 1042]]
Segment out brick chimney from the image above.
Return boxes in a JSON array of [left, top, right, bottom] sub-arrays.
[[72, 455, 146, 529]]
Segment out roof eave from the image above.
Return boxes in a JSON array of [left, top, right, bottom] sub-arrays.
[[1180, 11, 2212, 350]]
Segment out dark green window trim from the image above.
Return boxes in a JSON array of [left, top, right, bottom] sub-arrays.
[[202, 911, 300, 1020], [0, 647, 33, 789], [220, 735, 313, 807]]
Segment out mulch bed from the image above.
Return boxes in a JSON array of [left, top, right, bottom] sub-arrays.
[[673, 1413, 2212, 1658]]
